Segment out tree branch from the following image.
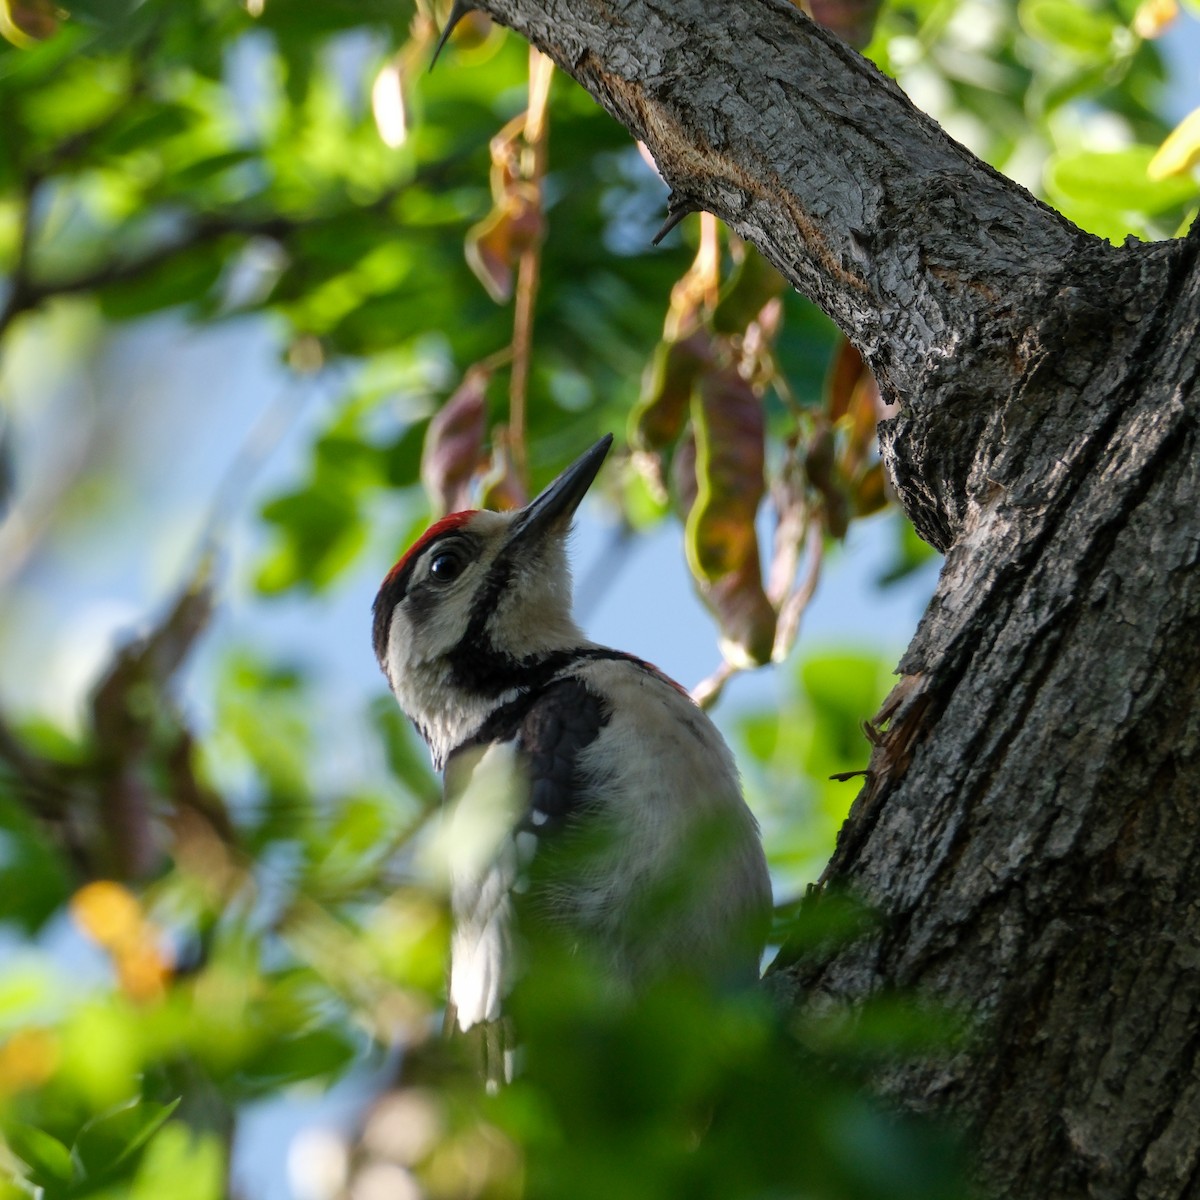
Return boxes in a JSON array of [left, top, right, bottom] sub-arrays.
[[458, 5, 1200, 1195], [0, 182, 415, 339], [474, 2, 1092, 376]]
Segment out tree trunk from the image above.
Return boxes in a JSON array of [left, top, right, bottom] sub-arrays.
[[468, 0, 1200, 1195]]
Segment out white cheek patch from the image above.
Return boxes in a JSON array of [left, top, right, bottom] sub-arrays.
[[381, 609, 415, 704]]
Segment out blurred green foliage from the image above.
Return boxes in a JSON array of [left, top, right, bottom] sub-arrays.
[[0, 0, 1195, 1194]]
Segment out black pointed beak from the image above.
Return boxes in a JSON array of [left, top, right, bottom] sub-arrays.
[[505, 435, 613, 553]]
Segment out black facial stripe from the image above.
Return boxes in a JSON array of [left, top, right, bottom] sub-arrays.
[[446, 636, 687, 702], [371, 584, 401, 669], [443, 549, 520, 694]]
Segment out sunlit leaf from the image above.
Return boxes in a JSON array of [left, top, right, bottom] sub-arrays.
[[1047, 146, 1198, 214], [74, 1097, 183, 1177], [630, 331, 710, 454], [5, 1123, 72, 1185], [686, 365, 765, 581], [1019, 0, 1120, 62], [1148, 107, 1200, 180], [0, 1026, 60, 1096], [129, 1124, 224, 1200], [1132, 0, 1178, 36]]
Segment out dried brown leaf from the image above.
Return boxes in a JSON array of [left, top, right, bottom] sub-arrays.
[[421, 367, 490, 516]]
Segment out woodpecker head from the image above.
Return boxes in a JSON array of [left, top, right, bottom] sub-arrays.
[[373, 435, 612, 763]]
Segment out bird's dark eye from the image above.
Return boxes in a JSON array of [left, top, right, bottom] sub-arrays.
[[429, 550, 465, 583]]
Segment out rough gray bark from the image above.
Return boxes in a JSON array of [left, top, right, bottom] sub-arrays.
[[466, 0, 1200, 1196]]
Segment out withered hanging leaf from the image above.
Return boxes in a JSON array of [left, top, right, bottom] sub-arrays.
[[687, 363, 766, 581], [0, 410, 14, 519], [805, 0, 883, 48], [853, 461, 889, 517], [672, 427, 699, 518], [464, 182, 542, 304], [675, 437, 776, 667], [818, 336, 886, 531], [827, 336, 866, 424], [741, 296, 784, 392], [766, 437, 810, 607], [704, 555, 778, 667], [629, 329, 712, 454], [479, 436, 527, 512], [843, 366, 882, 481], [421, 367, 490, 516], [465, 112, 544, 303], [712, 246, 785, 336], [804, 424, 850, 538], [0, 0, 59, 45]]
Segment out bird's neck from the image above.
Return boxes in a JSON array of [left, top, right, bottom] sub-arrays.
[[408, 637, 600, 771]]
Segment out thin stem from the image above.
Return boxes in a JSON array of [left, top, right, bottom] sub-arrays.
[[507, 47, 554, 489], [772, 516, 824, 661], [692, 659, 737, 711]]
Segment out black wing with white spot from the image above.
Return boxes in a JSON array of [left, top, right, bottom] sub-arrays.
[[442, 671, 610, 1047], [454, 673, 610, 835], [515, 677, 608, 834]]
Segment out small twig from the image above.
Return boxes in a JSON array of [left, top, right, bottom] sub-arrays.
[[429, 0, 472, 70], [692, 659, 738, 711], [0, 177, 423, 340], [507, 47, 554, 490], [772, 516, 824, 662], [651, 190, 703, 245]]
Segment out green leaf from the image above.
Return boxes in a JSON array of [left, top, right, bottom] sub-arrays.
[[129, 1125, 224, 1200], [801, 652, 884, 757], [239, 1027, 357, 1089], [370, 696, 440, 807], [711, 246, 785, 334], [1047, 146, 1199, 216], [1019, 0, 1119, 63], [74, 1097, 183, 1179], [100, 104, 194, 156], [380, 419, 429, 488], [257, 484, 365, 593], [5, 1124, 73, 1185], [0, 791, 73, 933], [96, 242, 226, 320]]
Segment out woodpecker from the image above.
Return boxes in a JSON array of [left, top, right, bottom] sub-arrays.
[[373, 435, 771, 1048]]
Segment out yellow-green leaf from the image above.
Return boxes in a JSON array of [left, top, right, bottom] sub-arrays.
[[1148, 107, 1200, 180]]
